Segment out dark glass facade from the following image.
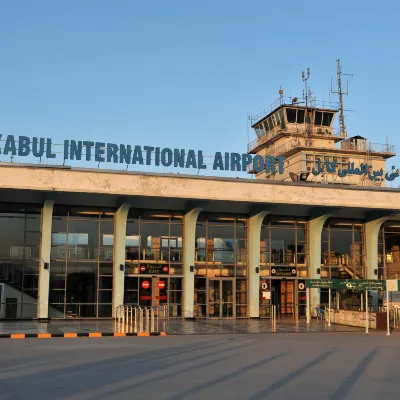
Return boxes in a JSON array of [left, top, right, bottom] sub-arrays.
[[194, 213, 248, 318], [379, 221, 400, 279], [260, 216, 308, 277], [124, 210, 183, 317], [49, 207, 115, 318], [321, 219, 365, 279], [0, 204, 41, 318], [259, 217, 308, 318]]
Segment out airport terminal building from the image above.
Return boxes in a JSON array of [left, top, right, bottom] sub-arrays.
[[1, 89, 400, 320]]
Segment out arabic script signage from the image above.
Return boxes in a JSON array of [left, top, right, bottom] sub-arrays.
[[271, 267, 297, 277], [305, 279, 386, 290], [312, 160, 400, 182]]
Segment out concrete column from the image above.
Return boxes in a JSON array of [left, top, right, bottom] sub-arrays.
[[309, 214, 330, 316], [365, 217, 389, 280], [248, 211, 269, 318], [183, 207, 202, 318], [37, 200, 54, 320], [112, 204, 131, 318]]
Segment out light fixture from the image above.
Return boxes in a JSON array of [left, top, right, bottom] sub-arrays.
[[120, 264, 125, 272]]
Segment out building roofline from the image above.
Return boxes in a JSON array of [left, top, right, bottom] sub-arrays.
[[1, 161, 399, 193]]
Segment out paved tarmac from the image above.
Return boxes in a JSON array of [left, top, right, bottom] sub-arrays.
[[0, 332, 398, 400], [0, 318, 364, 335]]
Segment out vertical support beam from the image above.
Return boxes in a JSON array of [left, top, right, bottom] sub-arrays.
[[248, 211, 269, 318], [113, 204, 131, 318], [183, 208, 202, 318], [309, 214, 330, 317], [365, 216, 389, 310], [37, 200, 54, 320], [365, 217, 387, 279]]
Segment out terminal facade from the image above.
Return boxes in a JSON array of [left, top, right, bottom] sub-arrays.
[[1, 89, 400, 320]]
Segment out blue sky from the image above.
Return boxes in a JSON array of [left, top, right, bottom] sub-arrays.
[[1, 0, 399, 177]]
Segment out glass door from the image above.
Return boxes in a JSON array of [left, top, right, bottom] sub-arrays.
[[207, 279, 235, 319], [221, 280, 234, 318], [208, 280, 221, 318]]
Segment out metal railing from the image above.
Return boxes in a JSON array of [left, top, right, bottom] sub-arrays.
[[247, 124, 345, 154], [115, 305, 168, 332], [250, 97, 339, 125], [125, 248, 183, 262]]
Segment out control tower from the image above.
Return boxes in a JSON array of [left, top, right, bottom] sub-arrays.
[[248, 62, 396, 186]]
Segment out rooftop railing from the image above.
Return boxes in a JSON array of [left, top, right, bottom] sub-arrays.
[[248, 126, 346, 153], [340, 141, 396, 155], [250, 97, 339, 125]]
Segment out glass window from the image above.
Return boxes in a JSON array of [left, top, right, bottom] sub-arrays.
[[255, 124, 264, 138], [268, 116, 275, 129], [322, 112, 333, 126], [322, 219, 365, 278], [296, 109, 305, 124], [314, 111, 323, 126], [195, 213, 248, 276], [263, 120, 270, 133], [49, 207, 115, 318], [261, 217, 309, 269], [286, 108, 297, 123]]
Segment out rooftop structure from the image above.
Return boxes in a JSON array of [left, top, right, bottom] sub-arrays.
[[248, 62, 396, 187]]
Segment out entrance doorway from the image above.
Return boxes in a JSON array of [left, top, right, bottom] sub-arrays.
[[271, 279, 295, 316], [208, 278, 234, 319]]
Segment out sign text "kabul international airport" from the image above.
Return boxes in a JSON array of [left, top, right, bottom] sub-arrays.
[[0, 135, 285, 173]]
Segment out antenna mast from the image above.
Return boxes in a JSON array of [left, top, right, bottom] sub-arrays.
[[302, 68, 311, 112], [331, 59, 351, 138]]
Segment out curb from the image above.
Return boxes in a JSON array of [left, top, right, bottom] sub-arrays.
[[0, 332, 167, 339]]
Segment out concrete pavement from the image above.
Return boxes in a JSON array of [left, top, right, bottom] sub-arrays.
[[0, 333, 398, 399]]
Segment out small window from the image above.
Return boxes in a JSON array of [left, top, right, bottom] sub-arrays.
[[255, 124, 264, 138], [296, 109, 305, 124], [263, 120, 270, 133], [275, 111, 281, 124], [278, 109, 284, 124], [322, 112, 333, 126], [268, 116, 275, 129], [286, 108, 297, 123], [103, 234, 114, 246], [126, 235, 140, 247], [314, 111, 323, 126]]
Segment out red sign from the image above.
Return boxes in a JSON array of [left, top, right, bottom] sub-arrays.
[[140, 265, 146, 272], [142, 280, 150, 289], [157, 281, 166, 289], [162, 266, 169, 273]]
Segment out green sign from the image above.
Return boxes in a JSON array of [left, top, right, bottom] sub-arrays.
[[305, 279, 386, 291], [305, 279, 334, 289], [335, 279, 386, 291]]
